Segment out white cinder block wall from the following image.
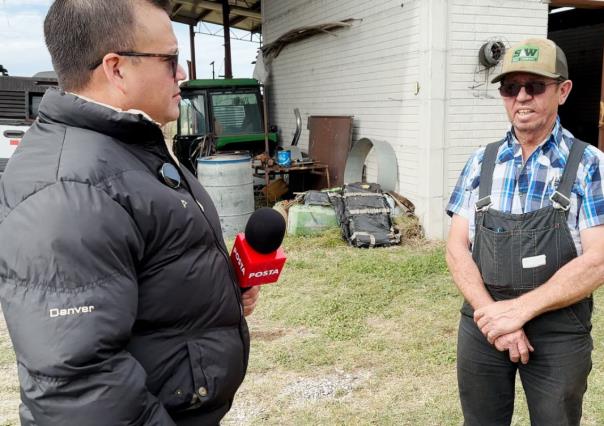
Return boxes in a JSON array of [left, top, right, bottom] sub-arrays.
[[444, 0, 548, 231], [262, 0, 422, 197], [262, 0, 549, 239]]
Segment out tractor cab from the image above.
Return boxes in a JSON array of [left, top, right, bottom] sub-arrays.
[[174, 78, 277, 174]]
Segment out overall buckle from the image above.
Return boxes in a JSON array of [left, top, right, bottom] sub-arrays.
[[475, 195, 492, 212], [550, 190, 571, 211]]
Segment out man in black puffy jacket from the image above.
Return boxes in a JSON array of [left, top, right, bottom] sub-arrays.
[[0, 1, 259, 424]]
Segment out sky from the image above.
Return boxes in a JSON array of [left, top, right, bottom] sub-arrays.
[[0, 0, 259, 79]]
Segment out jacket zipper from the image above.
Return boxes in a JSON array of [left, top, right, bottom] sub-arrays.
[[159, 146, 244, 313], [152, 143, 249, 365], [181, 174, 249, 370]]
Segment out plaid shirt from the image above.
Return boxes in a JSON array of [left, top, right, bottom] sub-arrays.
[[446, 117, 604, 255]]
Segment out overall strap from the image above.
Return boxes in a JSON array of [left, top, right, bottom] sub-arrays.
[[550, 138, 588, 211], [476, 139, 505, 211]]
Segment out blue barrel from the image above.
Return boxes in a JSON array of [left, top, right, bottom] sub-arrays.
[[197, 154, 254, 238]]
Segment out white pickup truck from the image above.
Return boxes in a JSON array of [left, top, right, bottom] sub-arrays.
[[0, 72, 57, 177], [0, 123, 26, 175]]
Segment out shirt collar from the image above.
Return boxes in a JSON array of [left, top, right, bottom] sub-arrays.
[[497, 116, 564, 164]]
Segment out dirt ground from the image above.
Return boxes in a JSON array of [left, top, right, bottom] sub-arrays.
[[0, 310, 19, 426], [0, 316, 373, 426]]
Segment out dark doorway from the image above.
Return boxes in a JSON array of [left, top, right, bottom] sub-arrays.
[[548, 7, 604, 147]]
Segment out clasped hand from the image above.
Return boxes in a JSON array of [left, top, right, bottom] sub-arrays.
[[474, 299, 534, 363]]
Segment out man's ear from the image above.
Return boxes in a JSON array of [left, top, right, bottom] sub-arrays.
[[101, 53, 127, 94], [558, 79, 573, 106]]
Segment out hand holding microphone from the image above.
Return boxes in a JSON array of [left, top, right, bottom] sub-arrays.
[[230, 207, 287, 292]]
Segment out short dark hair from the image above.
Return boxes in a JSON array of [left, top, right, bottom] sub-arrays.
[[44, 0, 171, 91]]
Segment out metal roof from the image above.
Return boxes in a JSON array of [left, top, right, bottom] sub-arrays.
[[169, 0, 262, 33]]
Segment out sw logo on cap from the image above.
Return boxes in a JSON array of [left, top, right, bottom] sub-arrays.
[[512, 45, 539, 62]]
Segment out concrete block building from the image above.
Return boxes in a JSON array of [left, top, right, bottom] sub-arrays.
[[261, 0, 604, 238]]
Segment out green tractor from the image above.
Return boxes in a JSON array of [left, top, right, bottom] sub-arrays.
[[174, 78, 278, 174]]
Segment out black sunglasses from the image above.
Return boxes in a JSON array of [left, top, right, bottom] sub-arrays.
[[89, 51, 179, 78], [498, 81, 560, 97]]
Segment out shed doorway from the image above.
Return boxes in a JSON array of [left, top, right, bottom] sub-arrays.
[[547, 4, 604, 149]]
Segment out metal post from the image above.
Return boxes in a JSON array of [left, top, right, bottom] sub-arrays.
[[262, 84, 270, 205], [189, 25, 196, 80], [222, 0, 233, 79], [262, 84, 270, 158], [599, 47, 604, 151]]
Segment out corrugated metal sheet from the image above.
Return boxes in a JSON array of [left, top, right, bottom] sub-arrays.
[[0, 91, 26, 120]]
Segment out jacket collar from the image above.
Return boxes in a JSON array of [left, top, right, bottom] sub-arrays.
[[37, 87, 165, 145]]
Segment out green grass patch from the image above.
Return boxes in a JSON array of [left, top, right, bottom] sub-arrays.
[[262, 231, 448, 341], [226, 232, 604, 425], [2, 232, 604, 425]]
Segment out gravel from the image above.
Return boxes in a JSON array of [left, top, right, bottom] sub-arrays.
[[280, 369, 369, 404]]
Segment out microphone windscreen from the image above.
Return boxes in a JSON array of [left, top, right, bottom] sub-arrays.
[[245, 207, 286, 254]]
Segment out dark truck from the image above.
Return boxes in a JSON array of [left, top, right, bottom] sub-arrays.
[[174, 78, 277, 174], [0, 72, 58, 176]]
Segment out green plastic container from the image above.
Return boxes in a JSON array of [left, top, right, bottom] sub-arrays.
[[287, 204, 339, 236]]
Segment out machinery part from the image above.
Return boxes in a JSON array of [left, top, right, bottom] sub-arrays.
[[343, 138, 398, 192], [478, 41, 506, 68], [291, 108, 302, 146]]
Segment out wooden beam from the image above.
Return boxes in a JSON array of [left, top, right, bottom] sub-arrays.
[[549, 0, 604, 8], [229, 14, 247, 27], [188, 0, 261, 19], [249, 21, 262, 34], [198, 9, 211, 20], [170, 3, 184, 18], [172, 16, 197, 26]]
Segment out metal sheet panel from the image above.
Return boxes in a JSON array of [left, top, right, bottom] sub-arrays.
[[308, 115, 354, 188], [343, 138, 399, 192]]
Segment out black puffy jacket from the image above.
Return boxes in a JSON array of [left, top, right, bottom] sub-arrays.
[[0, 88, 250, 425]]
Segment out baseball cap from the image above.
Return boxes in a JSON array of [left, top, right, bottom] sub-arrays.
[[491, 38, 568, 83]]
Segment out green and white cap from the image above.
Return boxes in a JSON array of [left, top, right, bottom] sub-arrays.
[[491, 38, 568, 83]]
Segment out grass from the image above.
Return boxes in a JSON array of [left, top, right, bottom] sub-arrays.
[[1, 229, 603, 425]]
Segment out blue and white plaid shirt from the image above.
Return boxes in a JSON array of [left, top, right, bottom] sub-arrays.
[[446, 117, 604, 255]]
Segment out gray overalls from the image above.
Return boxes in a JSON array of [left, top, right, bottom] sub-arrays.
[[457, 139, 593, 426]]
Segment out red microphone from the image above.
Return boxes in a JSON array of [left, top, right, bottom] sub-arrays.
[[230, 208, 287, 289]]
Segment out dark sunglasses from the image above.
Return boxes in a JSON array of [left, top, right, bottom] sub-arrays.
[[89, 51, 179, 78], [498, 81, 560, 97]]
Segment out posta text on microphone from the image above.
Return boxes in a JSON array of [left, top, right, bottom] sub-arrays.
[[231, 234, 286, 288], [230, 207, 287, 288]]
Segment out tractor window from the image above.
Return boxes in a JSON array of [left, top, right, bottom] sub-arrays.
[[210, 92, 262, 136], [28, 93, 43, 119], [178, 94, 207, 136]]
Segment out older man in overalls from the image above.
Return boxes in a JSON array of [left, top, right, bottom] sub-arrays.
[[446, 38, 604, 425]]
